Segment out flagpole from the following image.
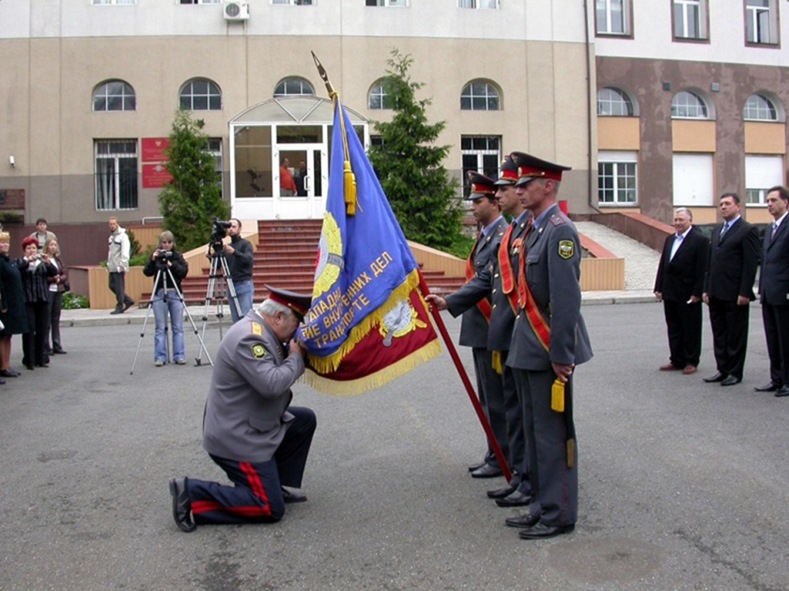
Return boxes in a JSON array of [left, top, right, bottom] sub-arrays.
[[417, 271, 512, 483]]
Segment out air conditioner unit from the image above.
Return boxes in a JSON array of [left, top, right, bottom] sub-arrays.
[[223, 1, 249, 21]]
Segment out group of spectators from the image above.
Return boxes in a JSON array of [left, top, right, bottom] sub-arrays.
[[0, 218, 68, 384]]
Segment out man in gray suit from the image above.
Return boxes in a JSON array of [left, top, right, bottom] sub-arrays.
[[505, 152, 592, 540], [168, 286, 316, 532]]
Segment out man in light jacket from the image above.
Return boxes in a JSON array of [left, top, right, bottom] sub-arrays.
[[107, 217, 135, 314]]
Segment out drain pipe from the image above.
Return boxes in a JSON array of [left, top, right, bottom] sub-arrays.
[[583, 0, 603, 217]]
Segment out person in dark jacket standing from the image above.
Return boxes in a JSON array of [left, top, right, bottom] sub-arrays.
[[143, 231, 188, 366], [757, 186, 789, 397], [654, 207, 710, 375], [0, 231, 28, 380], [44, 238, 69, 355], [18, 235, 56, 369], [223, 218, 255, 323], [702, 193, 760, 386]]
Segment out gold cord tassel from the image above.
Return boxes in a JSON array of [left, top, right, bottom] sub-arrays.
[[344, 160, 357, 216], [551, 378, 565, 412], [491, 351, 503, 375]]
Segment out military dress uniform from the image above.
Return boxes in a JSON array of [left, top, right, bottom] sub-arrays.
[[169, 288, 316, 531], [506, 154, 592, 539], [445, 173, 509, 476]]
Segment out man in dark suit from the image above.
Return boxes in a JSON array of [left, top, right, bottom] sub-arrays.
[[505, 153, 593, 540], [168, 286, 316, 532], [435, 172, 509, 478], [702, 193, 761, 386], [654, 207, 710, 375], [757, 186, 789, 397]]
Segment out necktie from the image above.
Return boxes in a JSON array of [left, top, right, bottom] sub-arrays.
[[772, 222, 779, 239], [720, 222, 729, 237]]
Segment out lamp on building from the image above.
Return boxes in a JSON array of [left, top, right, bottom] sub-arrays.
[[8, 156, 15, 168]]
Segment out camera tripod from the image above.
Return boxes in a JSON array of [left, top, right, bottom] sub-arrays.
[[196, 245, 243, 365], [130, 263, 213, 374]]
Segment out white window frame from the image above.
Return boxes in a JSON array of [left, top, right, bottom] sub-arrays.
[[461, 81, 500, 111], [597, 87, 634, 116], [95, 140, 138, 211], [460, 136, 501, 190], [744, 94, 778, 121], [93, 80, 136, 112], [746, 155, 784, 205], [746, 0, 779, 45], [671, 90, 709, 119], [672, 153, 714, 206], [368, 80, 393, 110], [673, 0, 707, 40], [366, 0, 408, 6], [458, 0, 499, 9], [274, 77, 315, 97], [596, 0, 631, 36], [180, 78, 222, 111], [598, 151, 638, 205]]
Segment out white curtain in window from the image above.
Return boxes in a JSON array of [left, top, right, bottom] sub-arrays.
[[746, 155, 783, 190], [672, 153, 713, 206]]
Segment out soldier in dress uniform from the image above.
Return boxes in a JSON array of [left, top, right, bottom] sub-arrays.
[[505, 152, 592, 540], [428, 171, 509, 479], [426, 156, 533, 507], [168, 286, 316, 532]]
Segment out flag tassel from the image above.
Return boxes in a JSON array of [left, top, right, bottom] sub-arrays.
[[344, 160, 357, 215]]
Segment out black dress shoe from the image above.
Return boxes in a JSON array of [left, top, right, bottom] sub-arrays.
[[281, 487, 308, 504], [720, 376, 741, 386], [775, 386, 789, 398], [169, 477, 196, 532], [703, 372, 726, 383], [123, 300, 135, 312], [487, 485, 516, 499], [53, 349, 67, 355], [505, 512, 540, 528], [467, 461, 486, 473], [25, 364, 34, 371], [0, 369, 20, 378], [470, 464, 503, 479], [496, 491, 533, 508], [755, 382, 780, 392], [110, 308, 123, 315], [518, 522, 575, 540]]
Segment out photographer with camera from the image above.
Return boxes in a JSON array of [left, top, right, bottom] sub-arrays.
[[222, 218, 255, 323], [143, 231, 188, 366]]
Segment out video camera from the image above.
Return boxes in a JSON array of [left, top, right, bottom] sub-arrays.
[[155, 248, 173, 269], [210, 219, 232, 253]]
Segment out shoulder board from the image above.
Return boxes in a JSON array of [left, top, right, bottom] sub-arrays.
[[251, 322, 263, 336], [549, 214, 566, 227]]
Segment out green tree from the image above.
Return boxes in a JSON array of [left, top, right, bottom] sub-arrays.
[[158, 110, 229, 251], [368, 49, 462, 250]]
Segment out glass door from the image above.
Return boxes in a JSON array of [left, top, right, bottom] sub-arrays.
[[274, 144, 327, 219]]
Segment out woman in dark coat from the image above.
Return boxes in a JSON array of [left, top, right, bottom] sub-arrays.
[[0, 231, 29, 378], [18, 235, 56, 369], [44, 238, 68, 355]]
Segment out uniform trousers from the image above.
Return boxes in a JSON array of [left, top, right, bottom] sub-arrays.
[[761, 302, 789, 387], [708, 297, 750, 380], [663, 298, 702, 368], [189, 407, 316, 525], [499, 358, 527, 492], [511, 367, 577, 527], [472, 347, 509, 468]]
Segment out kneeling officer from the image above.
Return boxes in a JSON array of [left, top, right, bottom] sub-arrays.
[[169, 285, 315, 532]]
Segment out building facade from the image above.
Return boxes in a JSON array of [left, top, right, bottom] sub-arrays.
[[0, 0, 786, 229]]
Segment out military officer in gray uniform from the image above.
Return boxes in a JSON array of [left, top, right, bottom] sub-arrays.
[[428, 172, 508, 478], [426, 156, 532, 507], [505, 153, 592, 540], [168, 286, 316, 532]]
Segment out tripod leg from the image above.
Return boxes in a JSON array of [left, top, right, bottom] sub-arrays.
[[130, 272, 161, 375], [220, 255, 245, 322], [164, 267, 214, 367]]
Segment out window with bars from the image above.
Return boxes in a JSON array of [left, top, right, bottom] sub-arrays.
[[95, 140, 138, 211], [595, 0, 631, 36], [274, 78, 315, 97], [93, 80, 136, 112], [744, 94, 779, 121], [597, 87, 634, 116], [180, 79, 222, 111], [368, 80, 394, 110], [460, 81, 500, 111], [598, 159, 637, 205], [671, 90, 709, 119]]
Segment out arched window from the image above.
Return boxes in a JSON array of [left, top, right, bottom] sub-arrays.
[[274, 77, 315, 97], [744, 93, 778, 121], [93, 80, 136, 111], [671, 90, 709, 119], [368, 79, 394, 110], [597, 87, 634, 116], [179, 78, 222, 111], [460, 80, 500, 111]]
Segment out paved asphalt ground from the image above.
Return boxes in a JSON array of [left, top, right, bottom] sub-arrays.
[[1, 301, 788, 591]]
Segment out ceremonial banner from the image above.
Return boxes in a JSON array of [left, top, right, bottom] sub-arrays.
[[297, 97, 441, 394]]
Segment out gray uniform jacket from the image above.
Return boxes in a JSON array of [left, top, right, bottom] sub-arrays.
[[203, 309, 305, 463], [507, 205, 593, 371], [446, 217, 507, 348], [446, 216, 532, 352]]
